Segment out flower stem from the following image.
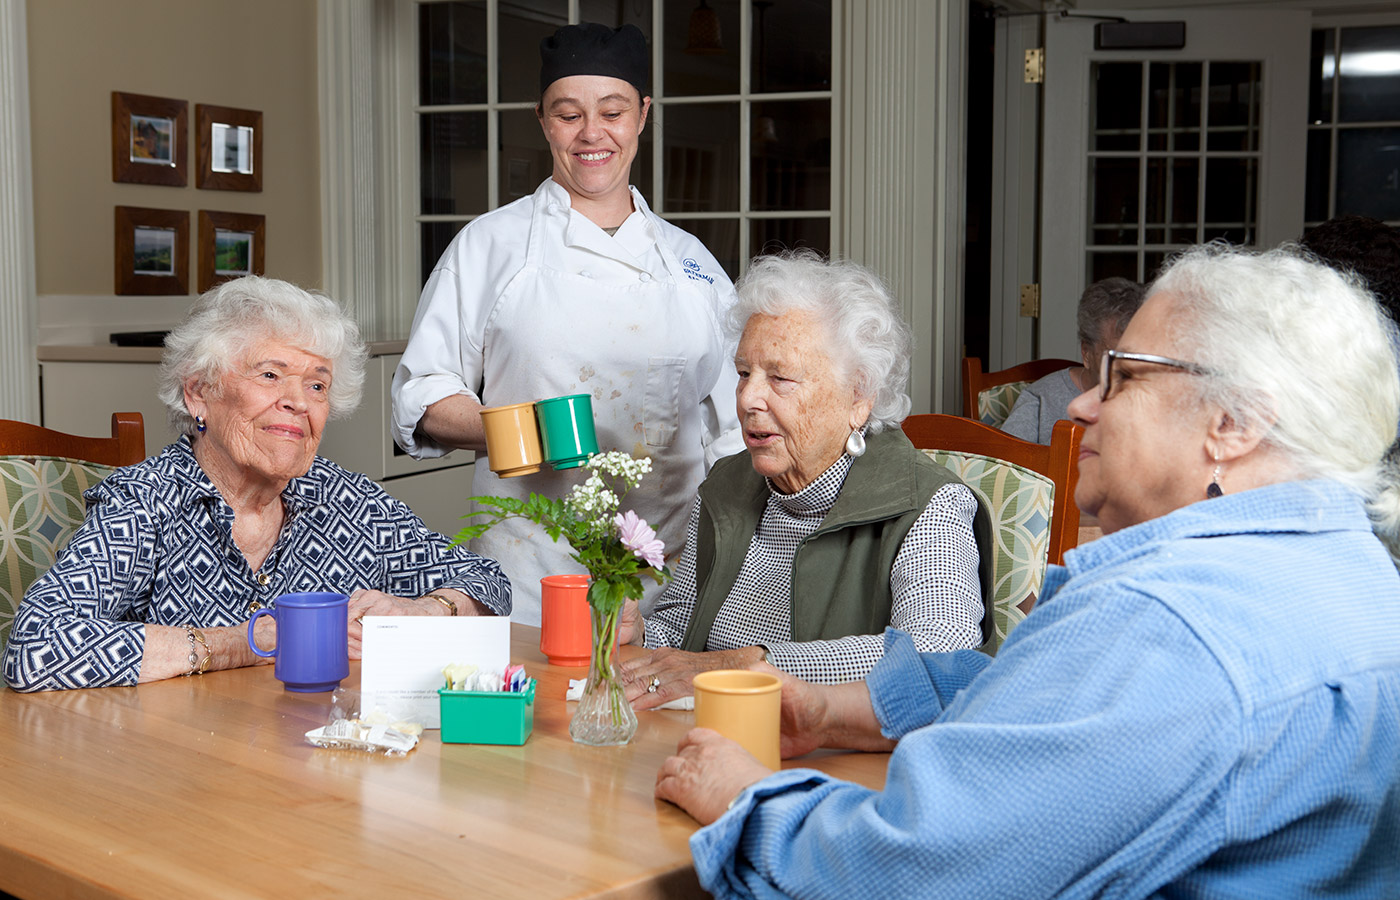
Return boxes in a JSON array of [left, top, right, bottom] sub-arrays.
[[590, 604, 628, 726]]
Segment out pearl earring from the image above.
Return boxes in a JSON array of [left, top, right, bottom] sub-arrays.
[[845, 428, 866, 458]]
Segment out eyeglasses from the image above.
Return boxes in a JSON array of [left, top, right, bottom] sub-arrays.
[[1099, 350, 1211, 401]]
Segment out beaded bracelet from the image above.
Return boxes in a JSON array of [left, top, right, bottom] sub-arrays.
[[184, 625, 211, 676]]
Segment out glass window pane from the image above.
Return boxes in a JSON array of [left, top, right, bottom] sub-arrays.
[[1306, 129, 1331, 223], [1310, 28, 1335, 124], [1146, 157, 1199, 244], [751, 217, 830, 260], [753, 0, 831, 93], [420, 1, 487, 106], [579, 0, 653, 35], [1092, 62, 1142, 152], [662, 103, 740, 213], [668, 218, 740, 280], [1337, 127, 1400, 221], [421, 112, 488, 216], [1089, 157, 1140, 245], [422, 221, 466, 287], [1206, 61, 1261, 152], [1147, 62, 1200, 152], [499, 1, 569, 103], [751, 100, 831, 212], [665, 0, 740, 96], [498, 110, 552, 203], [1088, 252, 1139, 283], [635, 118, 654, 200], [1203, 157, 1258, 244], [1338, 25, 1400, 123], [1144, 251, 1169, 282]]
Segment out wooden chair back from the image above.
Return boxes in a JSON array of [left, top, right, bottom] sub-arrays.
[[0, 413, 146, 646], [0, 413, 146, 466], [902, 414, 1081, 567], [962, 356, 1081, 423]]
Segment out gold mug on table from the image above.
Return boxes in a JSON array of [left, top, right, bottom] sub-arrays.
[[692, 669, 782, 769]]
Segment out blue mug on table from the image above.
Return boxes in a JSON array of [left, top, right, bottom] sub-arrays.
[[247, 592, 350, 692]]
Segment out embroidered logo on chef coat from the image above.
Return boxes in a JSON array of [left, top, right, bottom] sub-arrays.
[[682, 257, 715, 284]]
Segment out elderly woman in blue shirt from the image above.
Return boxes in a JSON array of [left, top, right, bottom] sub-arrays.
[[656, 243, 1400, 898], [4, 277, 509, 692]]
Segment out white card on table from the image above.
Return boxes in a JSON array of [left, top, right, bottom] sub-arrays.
[[360, 616, 511, 728]]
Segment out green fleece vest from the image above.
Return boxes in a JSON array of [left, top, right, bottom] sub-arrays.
[[679, 429, 995, 653]]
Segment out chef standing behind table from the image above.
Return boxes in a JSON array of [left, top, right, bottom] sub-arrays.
[[391, 22, 743, 626]]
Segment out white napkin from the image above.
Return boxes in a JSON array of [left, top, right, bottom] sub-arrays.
[[566, 678, 694, 711]]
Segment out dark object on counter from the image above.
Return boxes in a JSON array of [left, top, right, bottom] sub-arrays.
[[109, 331, 170, 347]]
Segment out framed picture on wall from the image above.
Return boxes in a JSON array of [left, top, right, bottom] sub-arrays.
[[111, 92, 188, 186], [198, 210, 265, 292], [196, 104, 263, 192], [115, 206, 189, 295]]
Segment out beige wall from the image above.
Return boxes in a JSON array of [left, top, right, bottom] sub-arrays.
[[28, 0, 321, 298]]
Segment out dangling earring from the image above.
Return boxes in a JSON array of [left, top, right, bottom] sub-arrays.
[[845, 428, 866, 458], [195, 415, 207, 434], [1206, 464, 1223, 499]]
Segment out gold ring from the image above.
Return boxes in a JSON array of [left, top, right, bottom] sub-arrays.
[[354, 614, 365, 625], [647, 676, 660, 694]]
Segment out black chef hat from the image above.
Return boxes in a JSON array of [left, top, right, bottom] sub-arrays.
[[539, 23, 649, 97]]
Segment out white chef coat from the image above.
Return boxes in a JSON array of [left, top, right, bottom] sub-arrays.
[[391, 178, 744, 626]]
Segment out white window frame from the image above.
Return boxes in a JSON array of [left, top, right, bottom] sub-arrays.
[[1306, 11, 1400, 228], [401, 0, 838, 307], [322, 0, 967, 414]]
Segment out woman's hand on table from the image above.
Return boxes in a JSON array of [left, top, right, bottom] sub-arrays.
[[346, 588, 487, 659], [137, 620, 276, 683], [655, 727, 773, 826], [779, 675, 896, 757], [620, 645, 765, 710]]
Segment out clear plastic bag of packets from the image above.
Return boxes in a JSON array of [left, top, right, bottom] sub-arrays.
[[305, 687, 423, 756]]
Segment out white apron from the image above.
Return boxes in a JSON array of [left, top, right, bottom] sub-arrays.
[[469, 196, 729, 625]]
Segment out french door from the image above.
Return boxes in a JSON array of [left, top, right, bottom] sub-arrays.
[[1038, 8, 1309, 359]]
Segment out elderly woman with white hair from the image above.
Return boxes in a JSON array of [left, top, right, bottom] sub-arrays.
[[619, 251, 991, 708], [4, 276, 510, 692], [656, 243, 1400, 898]]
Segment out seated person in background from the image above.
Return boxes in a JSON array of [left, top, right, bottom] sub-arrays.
[[619, 251, 991, 710], [4, 276, 510, 693], [1000, 276, 1145, 444], [655, 243, 1400, 898], [1302, 213, 1400, 323], [1302, 214, 1400, 435]]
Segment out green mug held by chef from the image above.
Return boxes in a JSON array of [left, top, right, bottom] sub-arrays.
[[535, 394, 599, 469]]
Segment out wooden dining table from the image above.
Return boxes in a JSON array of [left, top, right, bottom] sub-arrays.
[[0, 624, 890, 900]]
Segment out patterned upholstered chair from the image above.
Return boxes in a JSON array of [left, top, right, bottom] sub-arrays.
[[962, 356, 1081, 428], [902, 414, 1081, 653], [0, 413, 146, 646]]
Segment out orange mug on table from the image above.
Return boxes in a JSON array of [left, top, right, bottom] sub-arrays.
[[539, 574, 592, 667]]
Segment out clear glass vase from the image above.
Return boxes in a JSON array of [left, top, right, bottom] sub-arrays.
[[569, 603, 637, 746]]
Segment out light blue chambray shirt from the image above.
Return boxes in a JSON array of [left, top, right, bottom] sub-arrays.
[[691, 479, 1400, 899]]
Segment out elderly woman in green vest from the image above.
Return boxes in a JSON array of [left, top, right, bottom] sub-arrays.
[[618, 251, 991, 710]]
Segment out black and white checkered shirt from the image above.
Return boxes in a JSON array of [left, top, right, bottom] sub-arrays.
[[644, 452, 983, 683]]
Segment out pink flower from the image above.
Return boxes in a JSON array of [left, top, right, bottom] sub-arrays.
[[615, 510, 665, 569]]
